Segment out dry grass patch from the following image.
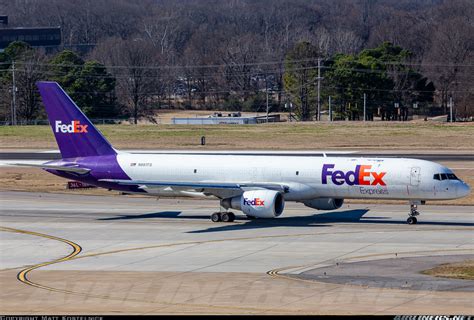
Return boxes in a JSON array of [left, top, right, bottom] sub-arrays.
[[422, 260, 474, 280], [0, 121, 473, 151], [0, 167, 117, 196]]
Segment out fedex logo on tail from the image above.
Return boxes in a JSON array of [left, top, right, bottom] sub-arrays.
[[243, 198, 265, 206], [55, 120, 88, 133], [322, 164, 386, 186]]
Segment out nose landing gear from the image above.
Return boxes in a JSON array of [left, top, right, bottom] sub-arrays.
[[407, 203, 420, 224]]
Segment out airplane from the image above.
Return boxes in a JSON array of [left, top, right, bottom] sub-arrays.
[[15, 82, 471, 225]]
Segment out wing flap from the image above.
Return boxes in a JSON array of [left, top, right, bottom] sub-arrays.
[[99, 179, 289, 195]]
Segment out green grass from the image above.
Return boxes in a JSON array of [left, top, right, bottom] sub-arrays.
[[0, 125, 54, 138]]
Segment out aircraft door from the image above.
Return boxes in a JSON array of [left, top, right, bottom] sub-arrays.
[[410, 167, 421, 186]]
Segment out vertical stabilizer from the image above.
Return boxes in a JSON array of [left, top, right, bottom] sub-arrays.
[[37, 81, 116, 158]]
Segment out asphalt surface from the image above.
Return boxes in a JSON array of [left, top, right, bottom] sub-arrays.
[[0, 191, 473, 314], [296, 254, 474, 292], [1, 151, 473, 161]]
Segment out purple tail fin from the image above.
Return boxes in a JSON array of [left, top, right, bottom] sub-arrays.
[[37, 81, 116, 158]]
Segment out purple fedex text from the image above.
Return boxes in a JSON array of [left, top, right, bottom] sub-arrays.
[[322, 164, 387, 186]]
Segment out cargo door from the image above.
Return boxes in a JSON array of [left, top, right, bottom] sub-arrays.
[[410, 167, 421, 187]]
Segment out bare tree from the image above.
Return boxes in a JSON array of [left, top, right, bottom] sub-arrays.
[[221, 34, 260, 100], [181, 29, 222, 108], [1, 0, 472, 117], [91, 37, 162, 124], [423, 2, 474, 114], [15, 51, 48, 122], [0, 45, 47, 123]]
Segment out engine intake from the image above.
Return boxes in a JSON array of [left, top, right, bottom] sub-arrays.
[[221, 190, 285, 218], [303, 198, 344, 210]]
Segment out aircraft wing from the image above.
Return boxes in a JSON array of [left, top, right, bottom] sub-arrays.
[[99, 179, 289, 198], [10, 163, 91, 174]]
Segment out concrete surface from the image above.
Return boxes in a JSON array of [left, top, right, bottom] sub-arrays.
[[0, 191, 473, 314]]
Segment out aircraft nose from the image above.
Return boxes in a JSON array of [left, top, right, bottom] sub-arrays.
[[457, 182, 471, 198]]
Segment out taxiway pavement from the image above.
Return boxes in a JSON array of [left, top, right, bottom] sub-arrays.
[[0, 191, 473, 314]]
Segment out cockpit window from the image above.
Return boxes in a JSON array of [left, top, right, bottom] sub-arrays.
[[447, 173, 459, 180], [434, 173, 460, 181]]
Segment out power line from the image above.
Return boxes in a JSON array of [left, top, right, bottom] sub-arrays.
[[8, 58, 474, 84], [9, 64, 474, 86], [9, 59, 474, 70], [0, 83, 470, 97]]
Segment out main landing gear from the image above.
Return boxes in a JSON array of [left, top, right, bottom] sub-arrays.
[[407, 203, 420, 225], [211, 211, 235, 223]]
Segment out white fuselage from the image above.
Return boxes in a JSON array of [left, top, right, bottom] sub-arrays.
[[116, 153, 470, 201]]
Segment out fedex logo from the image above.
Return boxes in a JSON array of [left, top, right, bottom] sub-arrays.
[[322, 164, 386, 186], [55, 120, 88, 133], [243, 198, 265, 206]]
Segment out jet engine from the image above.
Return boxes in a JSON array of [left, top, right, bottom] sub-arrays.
[[302, 198, 344, 210], [221, 190, 285, 218]]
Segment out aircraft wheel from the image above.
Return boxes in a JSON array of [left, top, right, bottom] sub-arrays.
[[227, 212, 235, 222], [246, 215, 256, 220], [407, 217, 417, 225], [221, 212, 231, 222], [211, 212, 221, 222]]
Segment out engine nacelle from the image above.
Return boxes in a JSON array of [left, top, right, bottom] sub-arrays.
[[303, 198, 344, 210], [221, 190, 285, 218]]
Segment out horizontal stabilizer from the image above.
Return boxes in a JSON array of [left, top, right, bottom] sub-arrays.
[[11, 163, 91, 174]]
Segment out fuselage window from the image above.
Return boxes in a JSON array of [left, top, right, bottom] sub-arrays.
[[440, 173, 448, 180], [433, 174, 440, 180]]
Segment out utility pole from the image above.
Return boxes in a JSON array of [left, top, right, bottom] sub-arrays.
[[265, 76, 269, 123], [289, 102, 293, 122], [363, 93, 366, 122], [449, 96, 453, 123], [12, 60, 17, 126], [285, 95, 292, 122], [316, 58, 322, 121], [328, 96, 332, 122]]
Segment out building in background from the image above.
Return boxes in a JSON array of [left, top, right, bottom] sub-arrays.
[[0, 16, 61, 51]]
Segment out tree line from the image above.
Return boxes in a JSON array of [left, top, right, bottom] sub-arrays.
[[0, 0, 472, 122]]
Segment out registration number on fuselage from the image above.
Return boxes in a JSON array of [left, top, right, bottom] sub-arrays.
[[131, 162, 152, 167]]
